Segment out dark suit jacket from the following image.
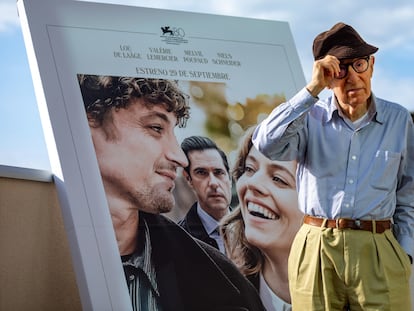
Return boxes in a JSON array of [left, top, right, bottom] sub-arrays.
[[141, 212, 264, 311], [178, 202, 220, 250], [247, 273, 260, 292]]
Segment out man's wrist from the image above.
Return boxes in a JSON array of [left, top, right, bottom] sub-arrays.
[[305, 83, 323, 98]]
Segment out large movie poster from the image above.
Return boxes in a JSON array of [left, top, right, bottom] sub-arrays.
[[18, 0, 306, 309]]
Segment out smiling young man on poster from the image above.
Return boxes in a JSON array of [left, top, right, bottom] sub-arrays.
[[78, 75, 264, 311], [253, 22, 414, 310]]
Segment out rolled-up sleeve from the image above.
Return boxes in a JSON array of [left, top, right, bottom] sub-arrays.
[[252, 87, 317, 161]]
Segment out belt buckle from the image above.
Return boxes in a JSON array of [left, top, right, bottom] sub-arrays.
[[355, 219, 361, 229]]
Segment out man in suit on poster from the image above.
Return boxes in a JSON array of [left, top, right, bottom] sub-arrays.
[[179, 136, 232, 254], [78, 75, 264, 311]]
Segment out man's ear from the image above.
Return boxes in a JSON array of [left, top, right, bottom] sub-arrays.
[[370, 55, 375, 77], [87, 114, 99, 128], [183, 170, 192, 186]]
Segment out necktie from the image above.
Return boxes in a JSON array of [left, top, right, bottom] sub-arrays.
[[213, 227, 226, 254]]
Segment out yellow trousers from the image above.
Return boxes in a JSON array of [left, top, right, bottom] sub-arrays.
[[288, 224, 412, 311]]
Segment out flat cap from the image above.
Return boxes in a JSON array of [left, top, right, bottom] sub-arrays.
[[312, 22, 378, 60]]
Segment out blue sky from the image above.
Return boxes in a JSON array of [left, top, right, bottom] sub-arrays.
[[1, 0, 414, 170]]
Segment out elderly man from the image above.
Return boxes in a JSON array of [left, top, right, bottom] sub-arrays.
[[253, 22, 414, 310], [78, 75, 264, 311]]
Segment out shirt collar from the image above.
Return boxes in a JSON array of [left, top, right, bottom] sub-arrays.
[[369, 93, 384, 124], [327, 93, 382, 125], [196, 203, 221, 235], [326, 96, 339, 122], [122, 218, 160, 296]]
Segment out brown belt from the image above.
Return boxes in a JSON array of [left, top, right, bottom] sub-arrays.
[[303, 215, 391, 233]]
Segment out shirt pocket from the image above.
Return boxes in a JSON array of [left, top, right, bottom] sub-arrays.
[[370, 150, 401, 191]]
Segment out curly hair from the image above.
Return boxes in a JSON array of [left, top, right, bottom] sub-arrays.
[[220, 127, 264, 276], [78, 75, 190, 128]]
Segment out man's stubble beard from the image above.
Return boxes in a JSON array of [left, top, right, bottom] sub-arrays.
[[101, 170, 175, 214], [131, 184, 175, 214]]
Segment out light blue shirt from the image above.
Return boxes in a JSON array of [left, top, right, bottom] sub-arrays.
[[253, 87, 414, 257]]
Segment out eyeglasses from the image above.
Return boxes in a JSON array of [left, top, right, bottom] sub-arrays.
[[336, 56, 370, 79]]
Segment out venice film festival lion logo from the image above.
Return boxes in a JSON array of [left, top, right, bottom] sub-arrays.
[[160, 26, 188, 44]]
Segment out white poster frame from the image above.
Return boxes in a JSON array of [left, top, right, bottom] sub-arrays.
[[17, 0, 306, 309]]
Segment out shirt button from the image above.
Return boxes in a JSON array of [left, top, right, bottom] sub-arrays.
[[344, 203, 350, 208], [129, 275, 135, 281], [351, 155, 357, 160], [349, 179, 354, 184]]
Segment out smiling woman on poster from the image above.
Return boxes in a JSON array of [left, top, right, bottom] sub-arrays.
[[221, 128, 303, 311]]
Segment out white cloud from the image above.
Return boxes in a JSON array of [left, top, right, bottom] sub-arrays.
[[0, 2, 20, 32], [373, 71, 414, 112], [355, 5, 414, 54]]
